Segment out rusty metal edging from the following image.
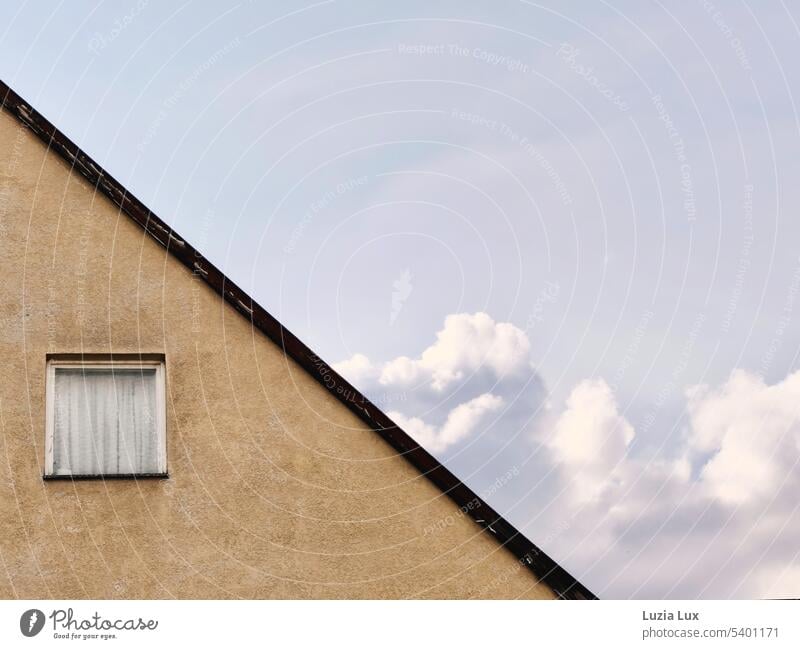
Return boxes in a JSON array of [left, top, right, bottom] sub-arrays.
[[0, 79, 596, 600]]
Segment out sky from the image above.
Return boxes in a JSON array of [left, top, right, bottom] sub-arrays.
[[2, 0, 800, 598]]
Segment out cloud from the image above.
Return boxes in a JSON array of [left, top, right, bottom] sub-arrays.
[[332, 353, 375, 385], [389, 393, 505, 453], [377, 312, 532, 391], [546, 379, 636, 504], [337, 313, 800, 598], [537, 369, 800, 598], [687, 369, 800, 507], [543, 368, 800, 510], [334, 312, 539, 455]]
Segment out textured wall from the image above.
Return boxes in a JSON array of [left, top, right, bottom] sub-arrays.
[[0, 108, 555, 599]]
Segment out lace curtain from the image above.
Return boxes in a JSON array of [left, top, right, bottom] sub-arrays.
[[52, 368, 159, 475]]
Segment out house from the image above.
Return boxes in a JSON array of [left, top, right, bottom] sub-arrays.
[[0, 79, 594, 599]]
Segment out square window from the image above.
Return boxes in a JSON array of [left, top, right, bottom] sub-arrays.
[[44, 357, 167, 478]]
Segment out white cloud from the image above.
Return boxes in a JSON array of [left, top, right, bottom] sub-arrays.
[[546, 378, 636, 504], [334, 312, 536, 454], [336, 311, 800, 598], [687, 369, 800, 507], [536, 369, 800, 597], [335, 312, 532, 393], [378, 312, 532, 391], [545, 369, 800, 511], [332, 353, 376, 385], [389, 393, 505, 454]]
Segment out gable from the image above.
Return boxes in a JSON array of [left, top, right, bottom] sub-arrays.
[[0, 84, 592, 599]]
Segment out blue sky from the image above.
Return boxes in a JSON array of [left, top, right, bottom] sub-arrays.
[[3, 0, 800, 598]]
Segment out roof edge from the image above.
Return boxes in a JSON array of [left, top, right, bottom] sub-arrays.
[[0, 79, 596, 600]]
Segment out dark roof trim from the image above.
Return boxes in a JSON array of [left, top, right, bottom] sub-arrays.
[[0, 79, 595, 600]]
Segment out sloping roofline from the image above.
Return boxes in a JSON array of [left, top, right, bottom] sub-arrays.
[[0, 79, 595, 600]]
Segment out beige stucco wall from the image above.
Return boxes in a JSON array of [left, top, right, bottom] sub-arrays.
[[0, 108, 555, 599]]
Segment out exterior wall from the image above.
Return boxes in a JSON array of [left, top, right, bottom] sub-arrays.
[[0, 108, 555, 599]]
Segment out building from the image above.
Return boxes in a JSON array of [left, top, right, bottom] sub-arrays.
[[0, 80, 594, 599]]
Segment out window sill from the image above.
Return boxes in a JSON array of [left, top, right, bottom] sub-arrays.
[[43, 473, 169, 481]]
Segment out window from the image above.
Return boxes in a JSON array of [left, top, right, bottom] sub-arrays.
[[44, 356, 167, 478]]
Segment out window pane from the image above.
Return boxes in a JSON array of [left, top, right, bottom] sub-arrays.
[[52, 368, 159, 475]]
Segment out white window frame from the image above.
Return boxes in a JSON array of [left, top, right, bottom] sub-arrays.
[[44, 356, 167, 478]]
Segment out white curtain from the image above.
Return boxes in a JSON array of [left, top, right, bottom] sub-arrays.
[[52, 368, 159, 475]]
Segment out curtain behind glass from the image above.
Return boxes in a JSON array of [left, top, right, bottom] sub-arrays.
[[52, 368, 158, 475]]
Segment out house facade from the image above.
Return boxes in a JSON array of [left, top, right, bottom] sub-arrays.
[[0, 81, 593, 599]]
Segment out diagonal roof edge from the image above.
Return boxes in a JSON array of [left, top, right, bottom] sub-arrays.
[[0, 79, 596, 600]]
